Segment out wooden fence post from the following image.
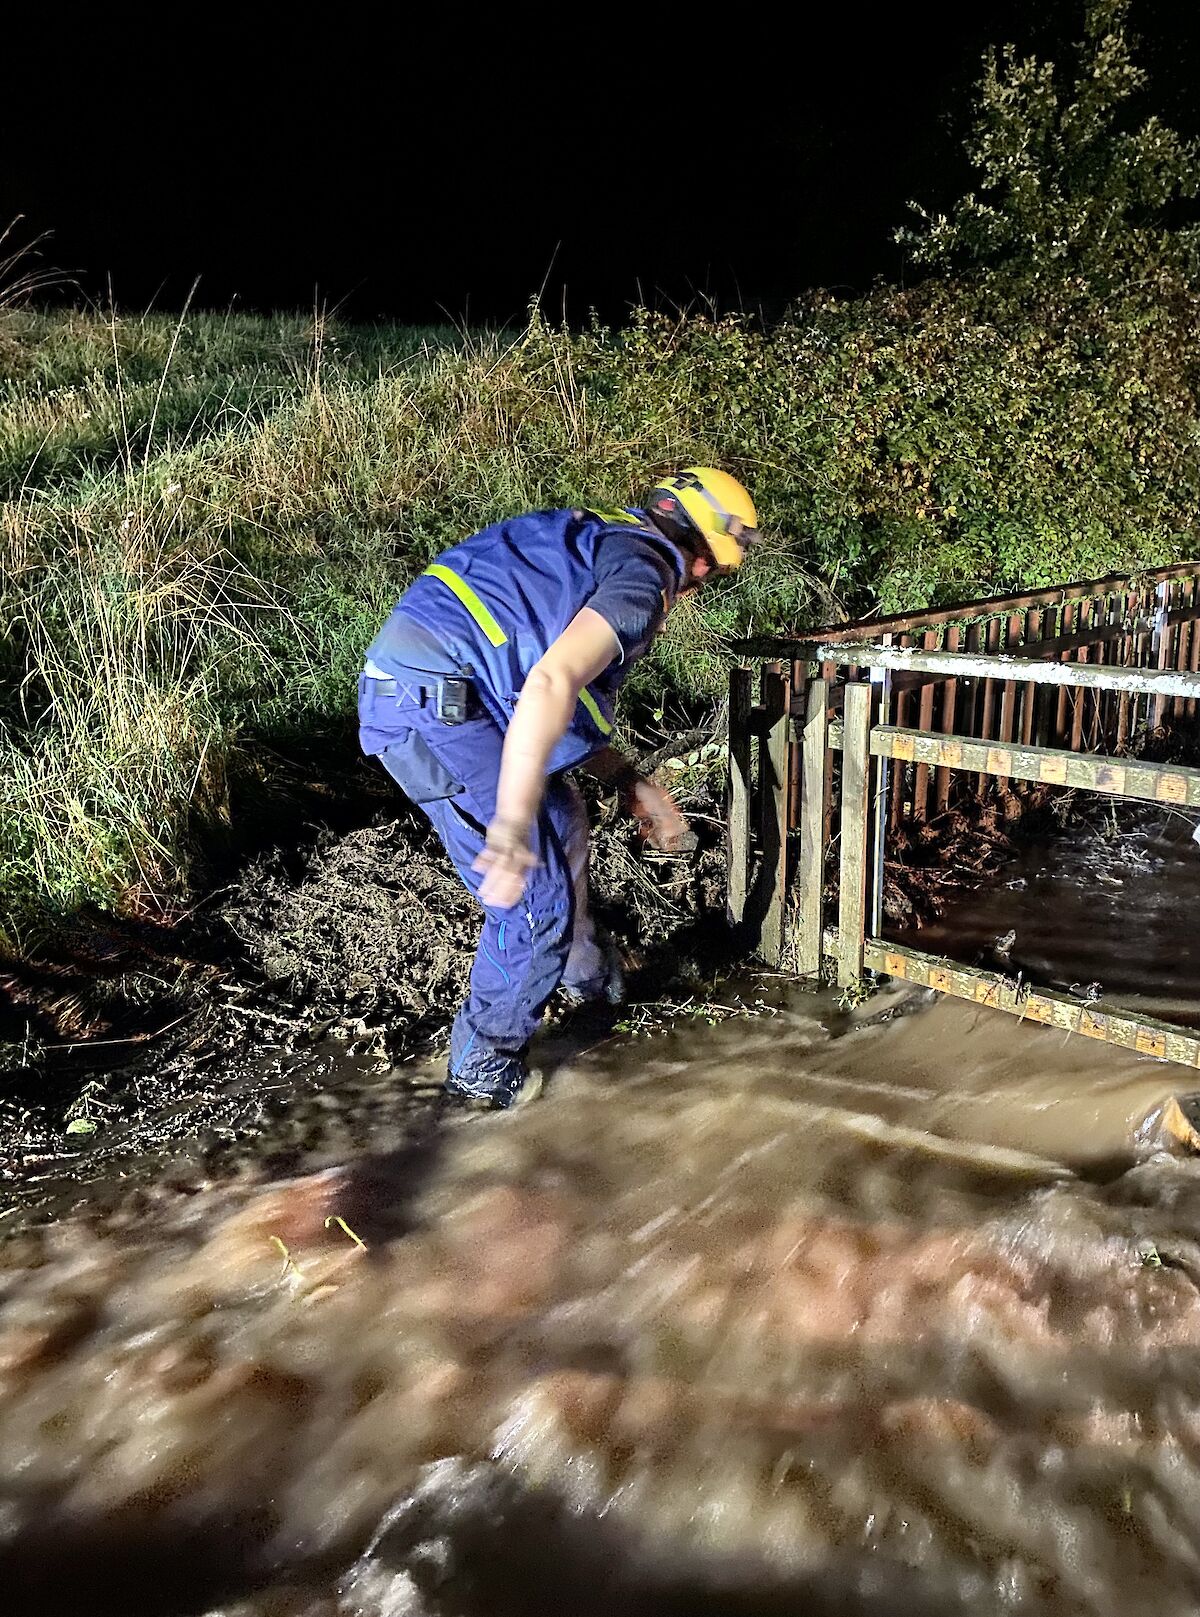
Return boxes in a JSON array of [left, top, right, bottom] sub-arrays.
[[788, 660, 808, 830], [726, 666, 752, 927], [912, 629, 938, 819], [1153, 580, 1172, 732], [935, 624, 961, 815], [796, 678, 829, 976], [837, 682, 872, 988], [759, 664, 790, 966]]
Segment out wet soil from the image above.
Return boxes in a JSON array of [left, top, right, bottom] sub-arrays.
[[0, 762, 732, 1223]]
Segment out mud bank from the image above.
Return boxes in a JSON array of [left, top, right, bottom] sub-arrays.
[[0, 762, 732, 1217]]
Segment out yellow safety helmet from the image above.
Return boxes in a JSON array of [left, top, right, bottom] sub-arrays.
[[647, 467, 760, 570]]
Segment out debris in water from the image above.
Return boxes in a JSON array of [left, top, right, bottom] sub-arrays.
[[1144, 1093, 1200, 1155], [326, 1214, 368, 1250]]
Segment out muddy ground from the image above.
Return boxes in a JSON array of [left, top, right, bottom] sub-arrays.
[[5, 713, 1188, 1227], [0, 747, 737, 1225]]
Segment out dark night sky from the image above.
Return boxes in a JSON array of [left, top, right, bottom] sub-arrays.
[[4, 3, 1199, 323]]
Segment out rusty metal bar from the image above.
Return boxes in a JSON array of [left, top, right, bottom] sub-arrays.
[[1021, 608, 1041, 746], [912, 629, 938, 819], [736, 560, 1200, 655], [869, 727, 1200, 807], [1152, 581, 1173, 732], [1070, 599, 1092, 753], [1181, 579, 1196, 713], [1102, 593, 1122, 744], [1174, 581, 1192, 722], [800, 608, 1200, 718], [1034, 605, 1058, 747], [890, 634, 911, 829], [1027, 615, 1154, 658], [1131, 581, 1155, 737], [786, 613, 1188, 680], [935, 624, 961, 816], [996, 612, 1021, 786], [1090, 594, 1109, 745], [853, 941, 1200, 1071], [1115, 587, 1135, 752], [1054, 600, 1077, 747], [965, 620, 986, 799], [1098, 593, 1120, 747]]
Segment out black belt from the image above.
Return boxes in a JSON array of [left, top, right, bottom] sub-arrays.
[[363, 671, 478, 725]]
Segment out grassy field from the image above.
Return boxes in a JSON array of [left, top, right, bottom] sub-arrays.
[[1, 278, 1197, 948], [0, 307, 827, 948]]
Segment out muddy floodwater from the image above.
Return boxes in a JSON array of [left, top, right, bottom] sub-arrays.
[[2, 809, 1200, 1616], [911, 811, 1200, 1030]]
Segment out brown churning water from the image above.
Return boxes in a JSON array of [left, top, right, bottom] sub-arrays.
[[2, 815, 1200, 1616]]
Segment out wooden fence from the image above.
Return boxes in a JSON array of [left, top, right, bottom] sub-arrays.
[[727, 560, 1200, 1068]]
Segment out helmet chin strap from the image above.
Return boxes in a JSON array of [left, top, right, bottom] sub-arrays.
[[646, 500, 716, 564], [645, 511, 719, 584]]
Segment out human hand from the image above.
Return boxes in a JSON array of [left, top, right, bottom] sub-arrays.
[[473, 817, 538, 908], [624, 778, 698, 854]]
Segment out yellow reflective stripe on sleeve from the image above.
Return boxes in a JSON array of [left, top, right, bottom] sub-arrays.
[[422, 564, 508, 647], [578, 687, 614, 735]]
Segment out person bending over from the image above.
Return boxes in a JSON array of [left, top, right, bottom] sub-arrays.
[[358, 468, 759, 1107]]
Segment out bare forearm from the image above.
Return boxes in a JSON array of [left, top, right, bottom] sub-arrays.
[[474, 606, 621, 908], [493, 669, 577, 833]]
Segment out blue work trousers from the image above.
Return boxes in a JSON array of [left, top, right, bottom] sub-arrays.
[[358, 672, 606, 1098]]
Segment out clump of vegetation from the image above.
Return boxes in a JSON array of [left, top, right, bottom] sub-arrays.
[[1, 0, 1197, 947]]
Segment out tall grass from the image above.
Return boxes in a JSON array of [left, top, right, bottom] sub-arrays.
[[2, 503, 270, 926]]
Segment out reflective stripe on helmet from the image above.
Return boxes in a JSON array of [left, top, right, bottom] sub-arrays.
[[667, 473, 739, 536]]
